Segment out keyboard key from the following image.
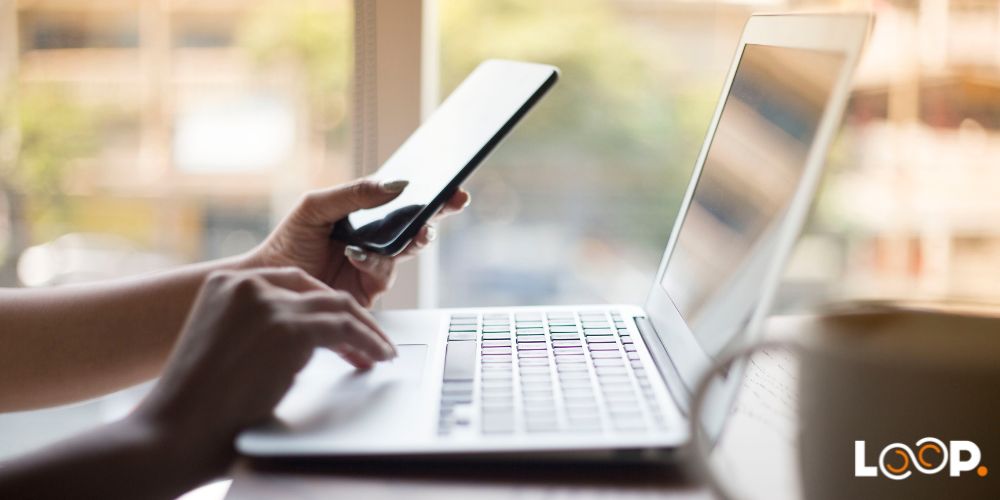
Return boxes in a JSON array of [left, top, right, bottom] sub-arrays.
[[596, 366, 628, 376], [624, 344, 637, 352], [449, 326, 477, 333], [516, 335, 546, 343], [516, 321, 544, 328], [593, 358, 624, 367], [630, 360, 644, 368], [551, 340, 582, 348], [584, 329, 614, 336], [547, 321, 577, 328], [481, 415, 516, 434], [588, 343, 620, 351], [553, 346, 584, 355], [520, 373, 551, 383], [520, 365, 551, 374], [482, 355, 512, 363], [586, 336, 616, 344], [482, 347, 512, 355], [551, 333, 581, 341], [549, 325, 579, 333], [518, 350, 549, 358], [555, 355, 587, 364], [448, 332, 476, 341], [441, 392, 473, 404], [442, 381, 474, 394], [582, 321, 610, 329], [526, 421, 559, 433], [482, 396, 513, 408], [562, 387, 594, 397], [591, 351, 622, 359], [559, 378, 593, 389], [482, 370, 512, 380], [516, 343, 547, 351], [483, 319, 510, 326], [482, 325, 510, 333], [556, 362, 588, 371], [518, 358, 550, 366], [482, 340, 510, 348], [627, 352, 640, 360], [558, 370, 592, 380], [482, 363, 512, 371], [516, 328, 544, 335], [482, 333, 511, 340], [443, 341, 476, 381], [515, 312, 542, 320]]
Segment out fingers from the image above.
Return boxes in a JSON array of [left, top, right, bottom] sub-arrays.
[[430, 190, 471, 222], [297, 178, 409, 225], [344, 246, 395, 299], [298, 289, 394, 355], [396, 224, 439, 259], [249, 266, 329, 294], [296, 313, 395, 362], [334, 345, 376, 370]]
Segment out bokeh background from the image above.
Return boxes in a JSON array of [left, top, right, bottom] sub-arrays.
[[1, 0, 998, 497]]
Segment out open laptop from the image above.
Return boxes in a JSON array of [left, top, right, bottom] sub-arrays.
[[237, 13, 870, 459]]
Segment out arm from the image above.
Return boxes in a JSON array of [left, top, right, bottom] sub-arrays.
[[0, 178, 469, 412], [0, 257, 243, 411], [0, 267, 396, 499]]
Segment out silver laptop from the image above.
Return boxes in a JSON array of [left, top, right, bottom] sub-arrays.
[[237, 13, 870, 459]]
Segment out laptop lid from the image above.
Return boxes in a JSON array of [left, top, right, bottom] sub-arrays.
[[641, 13, 870, 437]]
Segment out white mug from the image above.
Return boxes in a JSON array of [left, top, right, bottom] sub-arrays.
[[689, 302, 1000, 500]]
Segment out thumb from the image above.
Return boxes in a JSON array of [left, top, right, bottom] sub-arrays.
[[297, 178, 408, 224]]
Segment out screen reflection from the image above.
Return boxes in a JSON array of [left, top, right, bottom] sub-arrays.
[[661, 44, 845, 358]]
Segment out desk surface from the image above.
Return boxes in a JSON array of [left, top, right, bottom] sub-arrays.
[[225, 458, 710, 500]]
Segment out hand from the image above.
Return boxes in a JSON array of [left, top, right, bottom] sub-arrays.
[[134, 267, 396, 474], [244, 178, 470, 307]]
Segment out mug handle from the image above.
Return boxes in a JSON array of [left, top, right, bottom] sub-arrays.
[[688, 339, 802, 500]]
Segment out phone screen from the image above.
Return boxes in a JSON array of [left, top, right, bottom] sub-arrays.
[[341, 60, 558, 252]]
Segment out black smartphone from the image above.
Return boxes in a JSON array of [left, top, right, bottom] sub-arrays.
[[330, 59, 559, 255]]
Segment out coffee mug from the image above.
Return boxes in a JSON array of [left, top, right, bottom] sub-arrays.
[[689, 302, 1000, 500]]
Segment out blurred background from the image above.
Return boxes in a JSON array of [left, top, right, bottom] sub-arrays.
[[1, 0, 999, 496]]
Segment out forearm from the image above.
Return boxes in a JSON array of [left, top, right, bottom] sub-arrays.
[[0, 414, 228, 500], [0, 255, 249, 411]]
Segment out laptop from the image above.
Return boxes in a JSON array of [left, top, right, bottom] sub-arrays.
[[237, 13, 871, 459]]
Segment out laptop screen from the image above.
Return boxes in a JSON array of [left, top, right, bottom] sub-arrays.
[[660, 44, 846, 359]]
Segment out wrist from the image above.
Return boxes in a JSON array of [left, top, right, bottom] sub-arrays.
[[126, 407, 234, 485]]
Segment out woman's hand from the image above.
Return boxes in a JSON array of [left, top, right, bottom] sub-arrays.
[[244, 178, 470, 307], [133, 267, 395, 477]]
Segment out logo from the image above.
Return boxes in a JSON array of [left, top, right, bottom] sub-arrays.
[[855, 438, 989, 480]]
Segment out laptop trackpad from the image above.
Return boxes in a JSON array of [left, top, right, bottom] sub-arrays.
[[269, 344, 428, 441]]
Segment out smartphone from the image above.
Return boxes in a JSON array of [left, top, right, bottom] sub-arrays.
[[330, 59, 559, 255]]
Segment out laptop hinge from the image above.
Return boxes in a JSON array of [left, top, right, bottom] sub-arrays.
[[634, 316, 690, 416]]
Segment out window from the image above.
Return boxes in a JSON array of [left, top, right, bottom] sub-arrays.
[[0, 1, 353, 472], [436, 0, 1000, 309]]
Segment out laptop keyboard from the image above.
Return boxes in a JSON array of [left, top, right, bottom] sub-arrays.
[[438, 310, 668, 436]]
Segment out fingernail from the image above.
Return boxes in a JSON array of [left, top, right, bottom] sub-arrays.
[[379, 179, 409, 193], [425, 225, 437, 242], [345, 246, 368, 262], [383, 344, 396, 360], [461, 195, 472, 209]]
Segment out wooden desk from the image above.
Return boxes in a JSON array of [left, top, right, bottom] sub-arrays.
[[226, 458, 710, 499]]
